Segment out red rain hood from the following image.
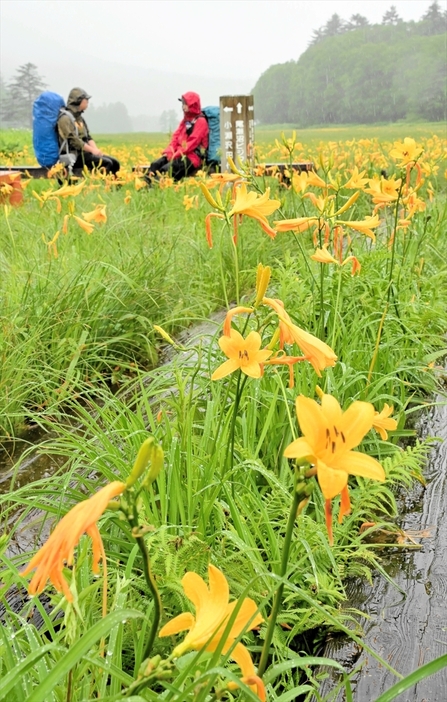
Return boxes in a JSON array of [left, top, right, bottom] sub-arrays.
[[182, 91, 202, 117]]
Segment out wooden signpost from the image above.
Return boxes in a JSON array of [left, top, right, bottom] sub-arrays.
[[219, 95, 254, 172]]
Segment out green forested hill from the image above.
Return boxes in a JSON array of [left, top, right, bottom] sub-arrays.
[[253, 21, 446, 125]]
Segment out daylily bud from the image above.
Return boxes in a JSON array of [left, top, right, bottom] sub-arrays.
[[255, 264, 271, 307], [143, 444, 164, 486], [266, 326, 281, 350], [227, 155, 245, 176], [126, 438, 155, 487], [106, 499, 122, 511], [295, 481, 307, 495], [334, 190, 360, 216], [153, 324, 176, 346], [297, 498, 309, 515], [199, 182, 221, 210]]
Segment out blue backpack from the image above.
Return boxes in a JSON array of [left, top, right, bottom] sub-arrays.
[[32, 92, 66, 167], [202, 106, 220, 165]]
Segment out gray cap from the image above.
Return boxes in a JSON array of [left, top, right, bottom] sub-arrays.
[[68, 87, 92, 105]]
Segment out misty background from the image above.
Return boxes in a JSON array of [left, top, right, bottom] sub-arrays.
[[1, 0, 445, 132]]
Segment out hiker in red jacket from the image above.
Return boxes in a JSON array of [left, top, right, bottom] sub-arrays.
[[146, 92, 209, 182]]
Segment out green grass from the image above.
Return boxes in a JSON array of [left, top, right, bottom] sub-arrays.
[[0, 125, 446, 700]]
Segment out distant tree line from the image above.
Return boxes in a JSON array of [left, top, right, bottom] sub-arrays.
[[253, 2, 447, 125], [310, 1, 446, 44], [0, 63, 178, 132]]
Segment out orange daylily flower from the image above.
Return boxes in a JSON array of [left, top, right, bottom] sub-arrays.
[[222, 306, 254, 336], [284, 394, 386, 543], [159, 564, 265, 700], [21, 481, 126, 601], [183, 195, 198, 210], [205, 211, 225, 248], [263, 298, 337, 376], [42, 230, 60, 259], [263, 353, 307, 388], [228, 183, 280, 239], [211, 329, 272, 380], [82, 204, 107, 224], [303, 192, 332, 213], [372, 404, 398, 440], [311, 244, 361, 275], [73, 215, 95, 234], [273, 216, 318, 233], [306, 171, 330, 189], [311, 245, 339, 265], [206, 172, 242, 188]]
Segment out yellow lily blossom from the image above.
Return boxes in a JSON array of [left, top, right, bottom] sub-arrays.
[[51, 181, 85, 198], [292, 170, 309, 194], [134, 177, 148, 191], [228, 183, 280, 239], [159, 564, 265, 700], [311, 245, 339, 265], [365, 176, 401, 205], [343, 167, 369, 190], [306, 171, 331, 189], [183, 195, 198, 210], [337, 214, 380, 241], [274, 216, 318, 233], [389, 137, 423, 165], [284, 394, 385, 543], [372, 404, 398, 440], [311, 245, 361, 275], [311, 244, 340, 266], [211, 329, 272, 380]]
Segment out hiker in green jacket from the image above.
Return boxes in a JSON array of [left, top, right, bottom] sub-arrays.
[[57, 88, 120, 175]]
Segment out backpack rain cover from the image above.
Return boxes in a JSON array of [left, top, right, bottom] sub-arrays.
[[33, 91, 65, 167]]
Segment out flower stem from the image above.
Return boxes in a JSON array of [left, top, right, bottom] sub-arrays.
[[222, 371, 248, 492], [231, 226, 240, 304], [257, 482, 300, 678], [386, 178, 405, 305], [126, 505, 162, 661], [330, 267, 343, 350], [135, 531, 162, 661]]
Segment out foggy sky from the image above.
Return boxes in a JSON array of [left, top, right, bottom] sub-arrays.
[[1, 0, 437, 115]]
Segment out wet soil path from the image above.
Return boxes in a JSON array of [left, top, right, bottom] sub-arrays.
[[322, 395, 447, 701]]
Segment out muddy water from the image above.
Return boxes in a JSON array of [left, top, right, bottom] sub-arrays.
[[0, 428, 61, 495], [321, 394, 447, 701]]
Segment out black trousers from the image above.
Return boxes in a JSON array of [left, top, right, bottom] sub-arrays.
[[146, 155, 197, 182], [74, 152, 121, 175]]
